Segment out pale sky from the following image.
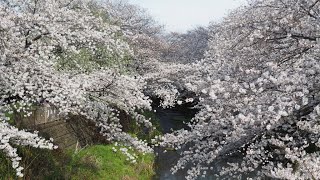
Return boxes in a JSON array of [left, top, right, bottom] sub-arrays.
[[128, 0, 247, 32]]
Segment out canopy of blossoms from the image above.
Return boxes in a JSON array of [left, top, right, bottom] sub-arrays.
[[2, 0, 320, 179]]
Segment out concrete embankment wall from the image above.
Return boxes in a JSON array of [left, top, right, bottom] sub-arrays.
[[14, 105, 100, 150]]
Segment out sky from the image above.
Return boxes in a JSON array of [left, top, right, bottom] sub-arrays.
[[128, 0, 247, 32]]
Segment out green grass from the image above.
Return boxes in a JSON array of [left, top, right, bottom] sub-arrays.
[[0, 150, 16, 179], [4, 111, 14, 125], [67, 144, 155, 180], [0, 144, 155, 180], [0, 146, 66, 180]]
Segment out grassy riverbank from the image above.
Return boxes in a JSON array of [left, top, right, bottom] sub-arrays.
[[68, 145, 155, 180], [0, 144, 155, 180]]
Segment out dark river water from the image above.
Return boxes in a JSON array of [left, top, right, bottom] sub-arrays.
[[153, 107, 255, 180], [153, 107, 192, 180]]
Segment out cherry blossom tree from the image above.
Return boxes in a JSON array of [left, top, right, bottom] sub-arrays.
[[160, 0, 320, 179], [94, 0, 167, 70], [0, 0, 154, 176]]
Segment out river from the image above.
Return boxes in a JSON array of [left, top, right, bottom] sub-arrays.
[[153, 106, 256, 180]]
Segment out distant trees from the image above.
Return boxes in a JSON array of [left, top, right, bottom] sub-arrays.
[[103, 0, 163, 36], [96, 0, 167, 68], [163, 27, 209, 63]]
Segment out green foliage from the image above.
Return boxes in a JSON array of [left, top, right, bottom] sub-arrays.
[[52, 3, 135, 74], [56, 47, 133, 73], [89, 3, 112, 25], [4, 111, 14, 125], [67, 144, 155, 180], [128, 110, 163, 144]]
